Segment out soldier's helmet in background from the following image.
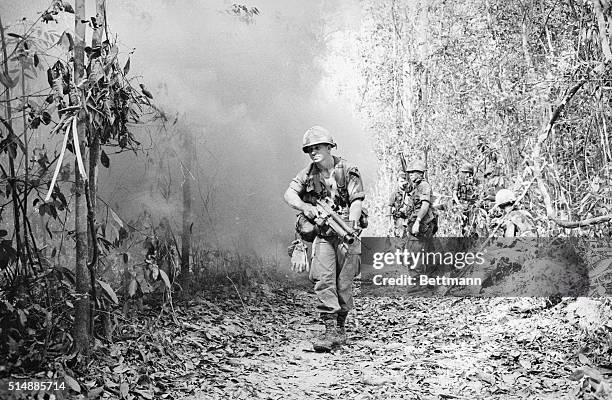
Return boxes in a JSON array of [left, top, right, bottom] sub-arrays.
[[459, 163, 474, 174], [406, 160, 426, 173], [495, 189, 516, 207]]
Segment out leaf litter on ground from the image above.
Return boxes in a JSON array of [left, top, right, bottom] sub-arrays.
[[20, 284, 612, 400]]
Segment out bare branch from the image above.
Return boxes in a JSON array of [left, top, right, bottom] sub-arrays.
[[553, 214, 612, 228]]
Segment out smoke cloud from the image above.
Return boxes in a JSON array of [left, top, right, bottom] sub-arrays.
[[1, 0, 377, 258]]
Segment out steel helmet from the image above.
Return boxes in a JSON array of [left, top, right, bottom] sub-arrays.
[[495, 189, 516, 207], [459, 163, 474, 174], [302, 126, 336, 153], [406, 160, 426, 173]]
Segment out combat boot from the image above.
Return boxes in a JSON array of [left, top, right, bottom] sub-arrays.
[[334, 312, 348, 345], [312, 314, 336, 352]]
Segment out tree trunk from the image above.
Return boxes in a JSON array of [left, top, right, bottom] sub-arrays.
[[73, 0, 91, 356], [89, 0, 106, 339], [20, 58, 29, 266], [179, 130, 193, 295], [0, 17, 24, 272], [593, 0, 612, 62]]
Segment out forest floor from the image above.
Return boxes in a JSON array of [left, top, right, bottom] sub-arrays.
[[59, 280, 612, 400]]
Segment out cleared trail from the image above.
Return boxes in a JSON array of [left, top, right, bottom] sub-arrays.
[[179, 290, 585, 400]]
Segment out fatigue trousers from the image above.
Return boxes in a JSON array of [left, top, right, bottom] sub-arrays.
[[392, 218, 438, 272], [309, 235, 361, 316], [389, 217, 437, 248]]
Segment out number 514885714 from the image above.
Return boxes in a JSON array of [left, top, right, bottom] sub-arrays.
[[7, 380, 66, 391]]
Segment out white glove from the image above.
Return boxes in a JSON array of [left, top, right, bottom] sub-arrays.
[[289, 239, 310, 273], [412, 220, 421, 235]]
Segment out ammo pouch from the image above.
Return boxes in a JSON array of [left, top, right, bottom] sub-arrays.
[[408, 213, 437, 236], [359, 207, 369, 229], [430, 214, 439, 236], [296, 214, 319, 242]]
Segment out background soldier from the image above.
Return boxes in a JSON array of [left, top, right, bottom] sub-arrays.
[[481, 165, 503, 211], [388, 175, 411, 238], [284, 126, 365, 353], [404, 160, 437, 239], [491, 189, 536, 237], [452, 163, 479, 236]]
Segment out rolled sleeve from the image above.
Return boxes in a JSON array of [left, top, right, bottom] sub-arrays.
[[417, 181, 432, 203], [289, 167, 308, 195], [346, 165, 365, 203]]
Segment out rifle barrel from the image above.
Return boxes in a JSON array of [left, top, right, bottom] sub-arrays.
[[326, 218, 355, 244], [315, 199, 357, 243]]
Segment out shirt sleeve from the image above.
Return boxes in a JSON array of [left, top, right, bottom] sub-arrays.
[[417, 181, 432, 203], [288, 167, 309, 195], [345, 163, 365, 203]]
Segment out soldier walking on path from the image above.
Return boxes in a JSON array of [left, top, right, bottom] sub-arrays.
[[404, 160, 438, 240], [284, 126, 366, 353]]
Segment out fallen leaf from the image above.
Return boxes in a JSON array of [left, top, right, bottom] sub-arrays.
[[578, 353, 591, 365], [361, 374, 392, 386], [87, 387, 104, 399], [583, 366, 605, 382], [476, 371, 496, 385], [119, 382, 129, 398], [134, 389, 154, 399], [63, 375, 81, 393], [519, 358, 531, 370], [569, 369, 585, 381]]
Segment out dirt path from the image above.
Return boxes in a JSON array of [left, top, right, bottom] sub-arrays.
[[185, 290, 586, 400]]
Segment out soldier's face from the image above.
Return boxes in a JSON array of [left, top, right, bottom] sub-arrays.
[[408, 171, 422, 183], [307, 144, 331, 162], [460, 171, 472, 179]]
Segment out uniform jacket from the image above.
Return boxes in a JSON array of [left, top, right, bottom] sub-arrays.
[[405, 178, 436, 224], [454, 176, 479, 203], [289, 156, 365, 217]]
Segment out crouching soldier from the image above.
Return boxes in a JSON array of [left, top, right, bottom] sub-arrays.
[[491, 189, 536, 237], [284, 126, 366, 353]]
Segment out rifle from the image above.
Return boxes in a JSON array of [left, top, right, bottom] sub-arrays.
[[312, 197, 359, 244], [398, 152, 413, 193], [399, 152, 408, 176]]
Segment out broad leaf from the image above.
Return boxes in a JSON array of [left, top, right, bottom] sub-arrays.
[[63, 375, 80, 393], [128, 278, 137, 297], [100, 149, 110, 168], [123, 57, 130, 75], [159, 269, 171, 289], [97, 279, 119, 304]]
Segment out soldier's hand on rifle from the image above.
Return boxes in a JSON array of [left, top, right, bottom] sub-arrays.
[[412, 219, 421, 235], [350, 220, 362, 236], [302, 204, 319, 220]]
